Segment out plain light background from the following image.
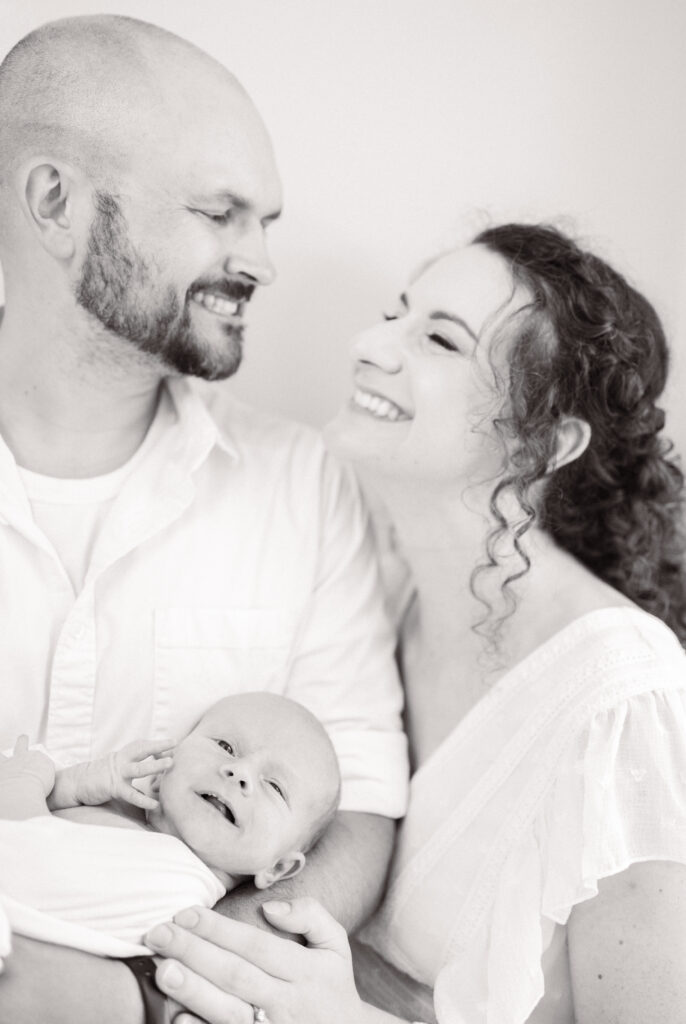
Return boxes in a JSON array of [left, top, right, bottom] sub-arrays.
[[1, 0, 685, 451]]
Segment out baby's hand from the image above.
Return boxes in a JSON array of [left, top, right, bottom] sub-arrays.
[[63, 739, 175, 811], [0, 736, 56, 796]]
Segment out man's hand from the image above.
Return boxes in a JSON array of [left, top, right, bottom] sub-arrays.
[[0, 736, 55, 796], [48, 738, 175, 811]]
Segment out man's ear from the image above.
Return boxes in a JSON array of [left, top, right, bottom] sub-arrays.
[[254, 852, 306, 890], [548, 416, 591, 473], [21, 160, 80, 260]]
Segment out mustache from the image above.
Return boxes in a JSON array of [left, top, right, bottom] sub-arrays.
[[189, 278, 256, 304]]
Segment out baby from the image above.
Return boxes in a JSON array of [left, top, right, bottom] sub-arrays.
[[0, 692, 341, 960]]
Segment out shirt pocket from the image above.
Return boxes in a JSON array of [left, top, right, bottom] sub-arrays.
[[153, 607, 297, 735]]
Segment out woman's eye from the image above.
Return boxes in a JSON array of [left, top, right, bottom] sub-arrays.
[[216, 739, 235, 755], [427, 332, 459, 353], [268, 780, 285, 799]]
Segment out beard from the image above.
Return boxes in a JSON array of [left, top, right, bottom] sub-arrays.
[[75, 191, 245, 380]]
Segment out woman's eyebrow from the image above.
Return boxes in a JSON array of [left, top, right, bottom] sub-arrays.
[[428, 311, 479, 344], [399, 292, 479, 343]]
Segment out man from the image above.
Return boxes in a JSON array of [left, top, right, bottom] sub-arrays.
[[0, 15, 407, 1021]]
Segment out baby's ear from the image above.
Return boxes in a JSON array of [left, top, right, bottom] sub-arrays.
[[254, 852, 306, 890]]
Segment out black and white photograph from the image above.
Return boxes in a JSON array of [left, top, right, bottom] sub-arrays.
[[0, 2, 685, 1022]]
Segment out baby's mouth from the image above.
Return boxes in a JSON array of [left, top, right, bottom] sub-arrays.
[[199, 791, 237, 826]]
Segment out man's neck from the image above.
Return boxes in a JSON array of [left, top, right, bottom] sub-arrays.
[[0, 296, 164, 478]]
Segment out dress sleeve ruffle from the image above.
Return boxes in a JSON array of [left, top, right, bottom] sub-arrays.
[[458, 688, 686, 1024]]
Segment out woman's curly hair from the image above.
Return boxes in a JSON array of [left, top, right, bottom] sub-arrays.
[[470, 222, 686, 645]]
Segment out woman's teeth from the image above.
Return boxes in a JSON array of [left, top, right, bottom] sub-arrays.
[[352, 387, 409, 421], [192, 291, 240, 317]]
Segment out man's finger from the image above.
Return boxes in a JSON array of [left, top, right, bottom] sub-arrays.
[[155, 959, 254, 1024], [261, 897, 350, 956]]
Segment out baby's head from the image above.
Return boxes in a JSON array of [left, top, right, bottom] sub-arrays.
[[148, 692, 341, 889]]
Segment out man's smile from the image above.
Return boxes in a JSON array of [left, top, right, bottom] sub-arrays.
[[190, 291, 245, 319]]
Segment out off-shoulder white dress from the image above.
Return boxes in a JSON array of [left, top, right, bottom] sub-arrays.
[[360, 607, 686, 1024]]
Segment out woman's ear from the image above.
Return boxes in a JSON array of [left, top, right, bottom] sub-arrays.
[[548, 416, 591, 472], [21, 159, 79, 260], [254, 852, 306, 890]]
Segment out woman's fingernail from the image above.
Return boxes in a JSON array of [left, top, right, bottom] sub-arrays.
[[147, 924, 173, 947], [159, 962, 184, 990], [174, 907, 199, 928], [262, 900, 291, 915]]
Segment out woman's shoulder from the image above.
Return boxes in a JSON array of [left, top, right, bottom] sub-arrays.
[[519, 604, 685, 694]]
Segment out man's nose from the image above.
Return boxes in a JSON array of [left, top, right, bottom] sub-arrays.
[[223, 224, 276, 287], [351, 321, 404, 375], [220, 760, 254, 796]]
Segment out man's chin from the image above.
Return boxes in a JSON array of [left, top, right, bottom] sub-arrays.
[[160, 332, 243, 381]]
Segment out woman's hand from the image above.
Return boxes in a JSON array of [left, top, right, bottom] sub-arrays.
[[145, 898, 367, 1024]]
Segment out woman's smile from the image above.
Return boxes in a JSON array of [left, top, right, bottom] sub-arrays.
[[350, 386, 412, 422]]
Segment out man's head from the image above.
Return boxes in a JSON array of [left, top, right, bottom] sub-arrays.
[[0, 15, 282, 379], [148, 693, 341, 889]]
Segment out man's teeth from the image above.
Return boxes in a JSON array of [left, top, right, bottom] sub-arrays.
[[192, 291, 240, 317], [353, 387, 408, 421]]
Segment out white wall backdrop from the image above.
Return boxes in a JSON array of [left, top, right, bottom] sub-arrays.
[[1, 0, 685, 448]]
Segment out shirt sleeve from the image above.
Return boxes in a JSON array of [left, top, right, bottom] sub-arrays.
[[282, 450, 409, 818], [474, 686, 686, 1024], [540, 686, 686, 920]]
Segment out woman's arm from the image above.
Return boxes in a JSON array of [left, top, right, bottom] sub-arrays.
[[568, 859, 686, 1024]]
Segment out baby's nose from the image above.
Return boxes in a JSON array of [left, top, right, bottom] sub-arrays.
[[220, 762, 253, 795]]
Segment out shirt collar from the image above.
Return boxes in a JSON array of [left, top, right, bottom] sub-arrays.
[[163, 377, 240, 464]]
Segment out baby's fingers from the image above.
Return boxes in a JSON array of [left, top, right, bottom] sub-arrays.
[[121, 738, 176, 761], [13, 735, 30, 756], [118, 782, 160, 811], [127, 755, 174, 779]]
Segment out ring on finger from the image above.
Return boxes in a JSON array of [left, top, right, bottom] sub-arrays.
[[253, 1007, 269, 1024]]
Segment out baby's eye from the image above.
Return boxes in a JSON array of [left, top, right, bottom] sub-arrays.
[[216, 739, 235, 755], [268, 780, 285, 800]]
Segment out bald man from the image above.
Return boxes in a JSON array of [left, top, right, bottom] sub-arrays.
[[0, 15, 407, 1023]]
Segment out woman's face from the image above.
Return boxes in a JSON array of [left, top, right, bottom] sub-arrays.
[[325, 243, 527, 486]]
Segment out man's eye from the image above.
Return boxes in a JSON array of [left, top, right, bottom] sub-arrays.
[[203, 210, 233, 225], [216, 739, 235, 755], [428, 333, 458, 352], [268, 780, 285, 799]]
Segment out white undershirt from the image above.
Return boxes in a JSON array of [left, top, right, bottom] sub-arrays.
[[17, 397, 169, 594]]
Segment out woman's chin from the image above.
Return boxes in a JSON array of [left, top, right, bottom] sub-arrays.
[[322, 402, 406, 471]]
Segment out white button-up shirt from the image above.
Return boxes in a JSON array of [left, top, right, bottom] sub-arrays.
[[1, 379, 408, 817]]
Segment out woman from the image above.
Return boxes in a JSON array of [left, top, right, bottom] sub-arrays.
[[147, 224, 686, 1024]]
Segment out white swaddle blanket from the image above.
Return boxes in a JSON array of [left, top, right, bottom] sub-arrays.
[[0, 816, 225, 967]]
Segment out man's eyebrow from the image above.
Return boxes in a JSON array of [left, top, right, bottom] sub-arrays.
[[210, 190, 282, 224], [399, 292, 479, 343]]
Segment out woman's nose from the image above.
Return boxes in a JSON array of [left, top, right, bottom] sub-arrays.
[[351, 320, 404, 374], [220, 761, 253, 795]]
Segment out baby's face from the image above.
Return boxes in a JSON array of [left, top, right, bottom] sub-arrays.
[[149, 693, 339, 882]]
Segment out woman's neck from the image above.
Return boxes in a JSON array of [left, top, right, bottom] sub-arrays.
[[377, 474, 630, 669]]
